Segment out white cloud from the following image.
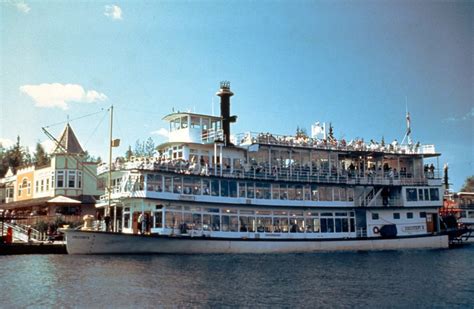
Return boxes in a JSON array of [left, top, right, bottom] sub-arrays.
[[7, 0, 31, 14], [19, 83, 108, 110], [41, 140, 56, 154], [444, 107, 474, 123], [104, 5, 122, 20], [150, 128, 169, 138], [0, 138, 15, 148]]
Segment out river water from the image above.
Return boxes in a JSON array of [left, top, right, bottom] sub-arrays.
[[1, 246, 473, 308]]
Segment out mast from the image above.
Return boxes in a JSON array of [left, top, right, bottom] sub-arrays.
[[107, 105, 114, 231]]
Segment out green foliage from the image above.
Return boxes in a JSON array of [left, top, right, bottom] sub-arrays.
[[34, 142, 50, 167], [134, 138, 156, 157], [328, 123, 334, 141], [125, 145, 133, 160], [461, 176, 474, 192]]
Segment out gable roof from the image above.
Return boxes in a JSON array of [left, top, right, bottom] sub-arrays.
[[54, 123, 84, 154]]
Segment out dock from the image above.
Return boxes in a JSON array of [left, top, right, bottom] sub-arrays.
[[0, 242, 67, 255]]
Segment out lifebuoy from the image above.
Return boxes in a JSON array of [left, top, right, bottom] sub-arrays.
[[373, 226, 380, 234]]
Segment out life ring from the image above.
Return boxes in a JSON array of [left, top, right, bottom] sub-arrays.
[[373, 226, 380, 234]]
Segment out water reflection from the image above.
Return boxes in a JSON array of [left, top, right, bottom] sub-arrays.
[[1, 247, 473, 307]]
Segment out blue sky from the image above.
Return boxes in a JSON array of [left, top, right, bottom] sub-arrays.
[[0, 0, 472, 190]]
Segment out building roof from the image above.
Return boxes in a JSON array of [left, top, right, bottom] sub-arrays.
[[0, 195, 97, 210], [54, 123, 84, 154]]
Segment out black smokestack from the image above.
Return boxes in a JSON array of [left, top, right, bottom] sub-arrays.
[[216, 81, 237, 145]]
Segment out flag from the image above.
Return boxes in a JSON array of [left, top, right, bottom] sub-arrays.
[[406, 112, 411, 135], [111, 139, 120, 147]]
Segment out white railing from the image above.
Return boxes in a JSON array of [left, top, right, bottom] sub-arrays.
[[235, 132, 436, 155], [2, 222, 48, 242]]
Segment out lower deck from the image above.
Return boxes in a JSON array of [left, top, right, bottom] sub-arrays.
[[102, 198, 440, 240]]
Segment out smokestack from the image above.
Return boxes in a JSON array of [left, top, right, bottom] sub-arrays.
[[216, 81, 237, 145]]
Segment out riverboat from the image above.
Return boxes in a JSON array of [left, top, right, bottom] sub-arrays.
[[64, 82, 449, 254]]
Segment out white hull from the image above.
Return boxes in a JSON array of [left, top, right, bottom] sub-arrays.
[[64, 230, 449, 254]]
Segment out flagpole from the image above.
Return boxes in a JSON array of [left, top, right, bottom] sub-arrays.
[[107, 105, 113, 231]]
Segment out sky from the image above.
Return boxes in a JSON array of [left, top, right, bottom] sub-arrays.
[[0, 0, 472, 190]]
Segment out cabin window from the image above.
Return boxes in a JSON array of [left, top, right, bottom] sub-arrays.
[[424, 189, 430, 201], [211, 215, 220, 231], [247, 182, 255, 198], [406, 188, 417, 201], [372, 213, 379, 220], [202, 179, 210, 195], [418, 189, 424, 201], [164, 176, 172, 192], [173, 176, 182, 194], [429, 188, 439, 201], [320, 218, 334, 233], [393, 213, 400, 219], [419, 212, 426, 218], [211, 180, 219, 196], [190, 116, 200, 128], [407, 212, 413, 219], [273, 217, 289, 233], [220, 180, 229, 197], [311, 184, 319, 201]]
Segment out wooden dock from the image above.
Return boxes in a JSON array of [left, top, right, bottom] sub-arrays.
[[0, 242, 67, 255]]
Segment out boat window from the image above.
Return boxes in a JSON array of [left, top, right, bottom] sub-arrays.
[[154, 212, 163, 228], [273, 210, 287, 216], [273, 217, 288, 233], [164, 176, 172, 193], [289, 218, 304, 233], [406, 188, 417, 201], [190, 116, 200, 129], [407, 212, 413, 219], [167, 205, 182, 211], [223, 208, 238, 214], [418, 189, 424, 201], [221, 215, 230, 231], [429, 188, 439, 201], [192, 213, 202, 230], [424, 189, 429, 201], [202, 179, 210, 195], [239, 209, 255, 215], [184, 206, 201, 212], [247, 182, 255, 198], [221, 180, 229, 197], [255, 210, 271, 215], [211, 180, 219, 196], [289, 210, 304, 216], [173, 176, 182, 194], [305, 211, 317, 217], [256, 217, 272, 232], [180, 116, 188, 129], [419, 212, 426, 218], [155, 205, 163, 210], [203, 214, 211, 231], [287, 184, 296, 200], [321, 212, 333, 217], [320, 218, 334, 233], [295, 185, 303, 200], [279, 184, 288, 200], [204, 207, 219, 213], [335, 218, 343, 232], [239, 216, 254, 232], [229, 181, 237, 198], [230, 216, 239, 232], [393, 213, 400, 219], [335, 212, 348, 217], [238, 182, 246, 198], [202, 118, 209, 130], [272, 183, 280, 199], [311, 184, 318, 201], [350, 218, 355, 232], [304, 185, 311, 201], [211, 215, 220, 231], [372, 213, 379, 220], [123, 213, 130, 229]]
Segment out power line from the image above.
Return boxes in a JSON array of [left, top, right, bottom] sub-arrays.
[[43, 109, 106, 128]]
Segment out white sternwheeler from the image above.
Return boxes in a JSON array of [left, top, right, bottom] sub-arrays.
[[64, 82, 448, 254]]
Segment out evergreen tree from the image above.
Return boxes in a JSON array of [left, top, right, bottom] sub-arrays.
[[328, 123, 334, 141], [144, 137, 156, 157], [125, 145, 133, 160], [134, 139, 145, 157], [381, 136, 385, 147], [461, 176, 474, 192], [7, 136, 24, 172], [34, 142, 50, 166], [0, 143, 7, 177]]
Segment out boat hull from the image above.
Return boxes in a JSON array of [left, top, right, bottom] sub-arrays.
[[64, 230, 449, 254]]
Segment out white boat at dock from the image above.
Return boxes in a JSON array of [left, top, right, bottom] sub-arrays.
[[64, 81, 449, 254]]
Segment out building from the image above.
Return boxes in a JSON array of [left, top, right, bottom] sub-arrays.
[[0, 123, 103, 225]]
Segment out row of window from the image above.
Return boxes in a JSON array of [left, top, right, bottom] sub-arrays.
[[123, 206, 355, 234], [372, 211, 426, 220], [144, 174, 355, 202], [56, 170, 82, 189], [406, 188, 440, 202]]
